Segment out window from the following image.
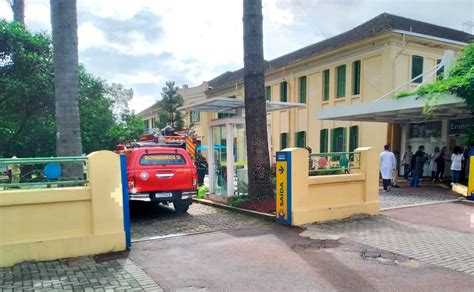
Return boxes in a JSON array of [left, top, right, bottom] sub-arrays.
[[190, 111, 200, 124], [151, 117, 158, 128], [265, 86, 272, 101], [143, 120, 149, 130], [280, 133, 288, 150], [336, 65, 346, 98], [140, 154, 186, 166], [217, 113, 233, 119], [436, 59, 444, 80], [349, 126, 359, 152], [411, 55, 423, 83], [331, 127, 346, 152], [352, 60, 361, 95], [320, 129, 328, 153], [299, 76, 307, 103], [280, 81, 288, 102], [295, 131, 306, 148], [322, 69, 330, 101]]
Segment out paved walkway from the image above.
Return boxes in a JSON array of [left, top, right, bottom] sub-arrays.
[[302, 209, 474, 275], [0, 256, 162, 291], [131, 202, 267, 241], [379, 185, 461, 209]]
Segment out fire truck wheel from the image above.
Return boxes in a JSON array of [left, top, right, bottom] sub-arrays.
[[174, 201, 190, 213]]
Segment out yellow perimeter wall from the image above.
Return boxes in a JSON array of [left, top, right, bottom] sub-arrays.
[[285, 147, 379, 226], [0, 151, 126, 267]]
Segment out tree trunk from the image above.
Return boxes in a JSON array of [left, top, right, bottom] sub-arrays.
[[50, 0, 83, 175], [11, 0, 25, 25], [243, 0, 273, 197]]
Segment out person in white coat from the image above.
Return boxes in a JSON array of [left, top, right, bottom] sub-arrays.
[[380, 145, 396, 191]]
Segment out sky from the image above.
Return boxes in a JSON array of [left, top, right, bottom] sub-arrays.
[[1, 0, 473, 112]]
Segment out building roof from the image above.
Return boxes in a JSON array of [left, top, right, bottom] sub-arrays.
[[208, 13, 473, 90], [137, 101, 160, 117]]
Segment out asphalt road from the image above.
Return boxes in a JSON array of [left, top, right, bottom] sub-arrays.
[[129, 223, 474, 291]]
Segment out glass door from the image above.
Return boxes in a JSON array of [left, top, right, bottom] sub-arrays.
[[234, 124, 248, 195], [211, 125, 227, 195]]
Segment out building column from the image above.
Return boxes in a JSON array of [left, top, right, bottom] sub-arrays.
[[441, 118, 448, 147], [400, 123, 408, 176]]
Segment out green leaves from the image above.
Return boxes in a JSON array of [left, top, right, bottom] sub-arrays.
[[157, 81, 184, 130], [414, 42, 474, 112], [0, 20, 143, 157]]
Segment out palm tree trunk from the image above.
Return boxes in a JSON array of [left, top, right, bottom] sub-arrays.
[[50, 0, 83, 176], [11, 0, 25, 25], [243, 0, 273, 197]]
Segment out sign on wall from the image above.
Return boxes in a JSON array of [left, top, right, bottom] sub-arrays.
[[276, 151, 291, 225], [448, 118, 474, 136]]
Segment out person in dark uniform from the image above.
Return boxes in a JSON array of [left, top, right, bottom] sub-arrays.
[[195, 151, 208, 186]]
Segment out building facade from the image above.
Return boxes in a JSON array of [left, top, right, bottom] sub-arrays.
[[179, 13, 472, 161]]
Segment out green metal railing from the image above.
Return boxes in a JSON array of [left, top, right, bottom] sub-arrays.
[[0, 156, 88, 190], [309, 152, 360, 176]]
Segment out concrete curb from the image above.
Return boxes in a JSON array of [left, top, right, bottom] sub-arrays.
[[380, 198, 463, 211], [192, 198, 275, 222]]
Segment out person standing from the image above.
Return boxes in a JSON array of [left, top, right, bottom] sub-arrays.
[[430, 147, 440, 182], [411, 145, 427, 188], [451, 146, 464, 185], [7, 155, 21, 184], [195, 151, 208, 186], [435, 146, 447, 182], [380, 145, 396, 191], [392, 151, 401, 188], [402, 145, 413, 180]]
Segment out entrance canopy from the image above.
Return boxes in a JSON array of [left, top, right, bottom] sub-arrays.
[[178, 97, 305, 113], [317, 94, 471, 123]]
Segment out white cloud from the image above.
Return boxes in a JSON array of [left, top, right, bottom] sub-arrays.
[[78, 22, 107, 51], [1, 0, 472, 113]]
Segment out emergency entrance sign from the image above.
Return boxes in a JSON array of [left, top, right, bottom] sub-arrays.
[[276, 151, 291, 225]]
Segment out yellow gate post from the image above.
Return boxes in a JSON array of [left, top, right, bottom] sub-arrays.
[[467, 148, 474, 200], [275, 148, 308, 225]]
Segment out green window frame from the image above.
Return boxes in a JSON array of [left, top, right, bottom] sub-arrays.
[[349, 125, 359, 152], [190, 111, 200, 124], [299, 76, 307, 103], [436, 59, 444, 80], [411, 55, 423, 83], [336, 65, 346, 98], [280, 133, 288, 150], [265, 85, 272, 101], [331, 127, 347, 152], [217, 113, 233, 119], [352, 60, 361, 95], [320, 129, 328, 153], [280, 81, 288, 102], [295, 131, 306, 148], [322, 69, 330, 101]]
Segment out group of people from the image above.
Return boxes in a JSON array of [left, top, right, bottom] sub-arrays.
[[381, 144, 471, 191]]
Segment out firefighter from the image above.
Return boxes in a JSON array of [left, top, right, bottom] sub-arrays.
[[195, 151, 208, 186]]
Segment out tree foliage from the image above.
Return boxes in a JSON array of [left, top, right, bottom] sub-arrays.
[[157, 81, 184, 130], [0, 20, 143, 157], [0, 20, 55, 156], [414, 42, 474, 114], [414, 42, 474, 144]]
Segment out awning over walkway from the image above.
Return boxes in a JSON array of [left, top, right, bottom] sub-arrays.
[[178, 97, 305, 113], [317, 94, 471, 123]]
